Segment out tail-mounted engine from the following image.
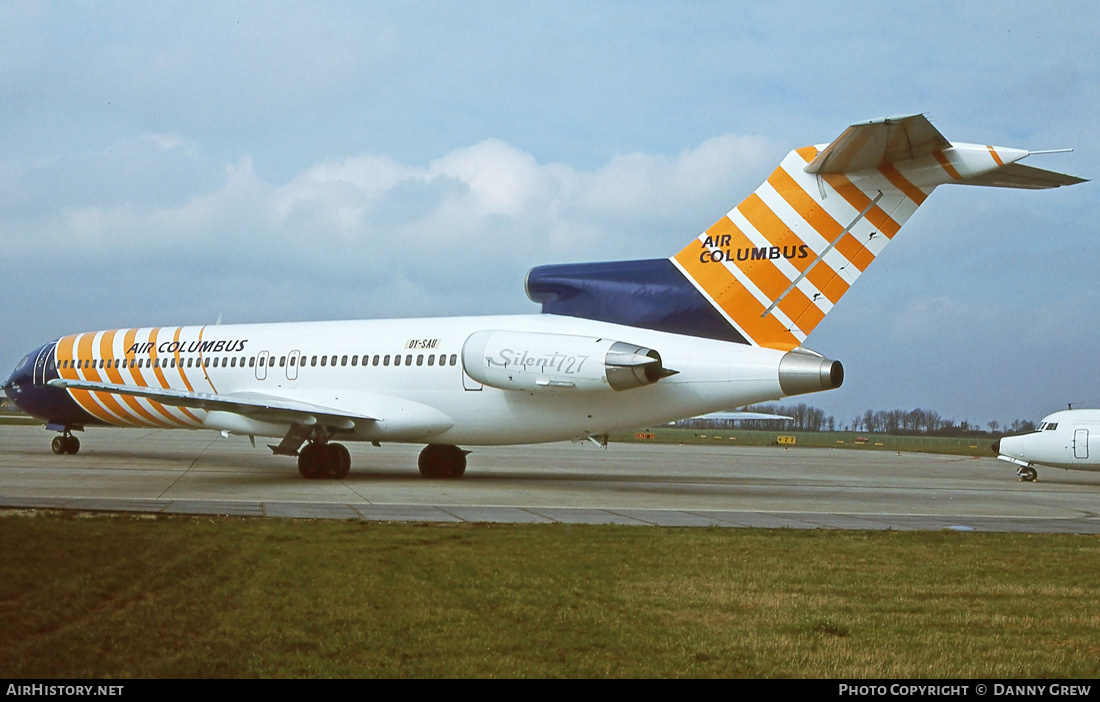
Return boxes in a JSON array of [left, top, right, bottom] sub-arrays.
[[462, 330, 675, 392]]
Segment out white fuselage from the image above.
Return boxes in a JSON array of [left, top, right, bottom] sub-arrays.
[[996, 410, 1100, 472], [50, 314, 797, 446]]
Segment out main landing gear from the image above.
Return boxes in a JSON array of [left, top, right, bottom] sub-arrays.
[[297, 441, 351, 480], [418, 444, 468, 478], [1017, 466, 1038, 483], [294, 441, 469, 479], [51, 431, 80, 455]]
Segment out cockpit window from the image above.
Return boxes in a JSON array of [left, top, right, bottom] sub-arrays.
[[14, 355, 29, 373], [1045, 423, 1058, 431]]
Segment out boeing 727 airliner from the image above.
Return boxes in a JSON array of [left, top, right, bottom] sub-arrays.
[[3, 115, 1085, 479]]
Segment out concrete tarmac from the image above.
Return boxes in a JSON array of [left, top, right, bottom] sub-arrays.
[[1, 425, 1098, 533]]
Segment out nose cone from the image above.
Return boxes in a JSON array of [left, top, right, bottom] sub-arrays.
[[991, 439, 1001, 454], [5, 353, 31, 408]]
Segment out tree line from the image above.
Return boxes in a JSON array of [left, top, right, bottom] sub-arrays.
[[681, 403, 1036, 437]]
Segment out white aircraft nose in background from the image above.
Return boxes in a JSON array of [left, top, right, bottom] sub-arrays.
[[994, 409, 1100, 482]]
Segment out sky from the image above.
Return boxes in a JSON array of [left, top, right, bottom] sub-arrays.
[[2, 1, 1098, 429]]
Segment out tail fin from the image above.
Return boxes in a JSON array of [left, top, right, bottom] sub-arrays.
[[671, 114, 1085, 350]]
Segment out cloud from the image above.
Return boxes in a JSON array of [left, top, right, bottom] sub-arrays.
[[1, 130, 778, 332]]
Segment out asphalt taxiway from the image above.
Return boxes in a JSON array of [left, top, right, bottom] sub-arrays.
[[1, 425, 1098, 533]]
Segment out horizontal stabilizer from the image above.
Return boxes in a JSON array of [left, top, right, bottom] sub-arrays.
[[958, 162, 1087, 189], [804, 114, 950, 174]]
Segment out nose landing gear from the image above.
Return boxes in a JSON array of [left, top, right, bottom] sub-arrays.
[[1017, 466, 1038, 483]]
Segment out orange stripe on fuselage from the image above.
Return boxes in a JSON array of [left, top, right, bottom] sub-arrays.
[[169, 327, 202, 423], [674, 235, 799, 350], [101, 329, 163, 427], [57, 335, 77, 380], [987, 146, 1004, 166], [89, 329, 141, 426], [172, 327, 196, 392], [120, 329, 172, 428], [66, 333, 122, 425], [197, 326, 217, 393], [142, 328, 189, 427]]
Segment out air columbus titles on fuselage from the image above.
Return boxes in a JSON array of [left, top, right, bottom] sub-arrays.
[[698, 233, 809, 264], [125, 339, 248, 355]]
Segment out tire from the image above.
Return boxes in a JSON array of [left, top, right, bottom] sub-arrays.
[[329, 443, 351, 479], [418, 444, 467, 479], [297, 444, 323, 479]]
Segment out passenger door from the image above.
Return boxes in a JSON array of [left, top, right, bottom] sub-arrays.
[[1074, 429, 1089, 459]]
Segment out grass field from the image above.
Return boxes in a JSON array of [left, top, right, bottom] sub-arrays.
[[611, 426, 994, 457], [2, 510, 1098, 679]]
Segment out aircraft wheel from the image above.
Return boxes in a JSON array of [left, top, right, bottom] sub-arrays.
[[52, 436, 65, 454], [65, 436, 80, 455], [328, 443, 351, 479], [1017, 466, 1038, 483], [297, 444, 323, 479], [418, 444, 467, 479]]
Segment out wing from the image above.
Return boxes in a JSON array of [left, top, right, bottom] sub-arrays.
[[48, 377, 373, 430]]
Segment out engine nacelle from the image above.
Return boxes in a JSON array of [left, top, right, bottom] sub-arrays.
[[462, 330, 670, 392]]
